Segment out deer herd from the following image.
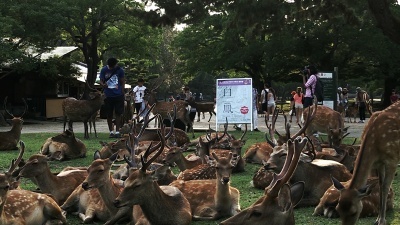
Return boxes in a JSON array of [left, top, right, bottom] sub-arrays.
[[0, 87, 399, 225]]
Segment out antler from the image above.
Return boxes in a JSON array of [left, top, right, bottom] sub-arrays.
[[6, 141, 25, 178], [266, 137, 308, 198], [141, 128, 165, 172], [239, 124, 247, 140], [3, 96, 14, 118], [265, 107, 279, 147]]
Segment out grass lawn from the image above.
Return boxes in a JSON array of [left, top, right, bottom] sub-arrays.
[[1, 131, 399, 225]]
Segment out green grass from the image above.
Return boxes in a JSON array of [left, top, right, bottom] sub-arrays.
[[1, 131, 399, 225]]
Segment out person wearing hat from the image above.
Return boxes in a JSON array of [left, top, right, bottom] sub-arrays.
[[356, 87, 369, 123]]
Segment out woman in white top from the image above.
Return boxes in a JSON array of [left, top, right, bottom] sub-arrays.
[[266, 88, 276, 122]]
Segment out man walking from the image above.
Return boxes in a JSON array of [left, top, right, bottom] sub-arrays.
[[99, 57, 125, 138]]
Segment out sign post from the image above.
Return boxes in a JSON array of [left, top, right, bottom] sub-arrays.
[[216, 78, 253, 130]]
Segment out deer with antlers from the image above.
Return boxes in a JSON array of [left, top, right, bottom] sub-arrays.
[[170, 152, 241, 220], [143, 83, 195, 138], [0, 97, 27, 150], [331, 101, 400, 225], [313, 177, 394, 219], [18, 154, 88, 205], [220, 137, 308, 225], [113, 124, 192, 225], [0, 141, 67, 225]]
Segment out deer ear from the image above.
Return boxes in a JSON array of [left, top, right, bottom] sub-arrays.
[[290, 181, 305, 207], [230, 154, 239, 167], [278, 183, 292, 211], [331, 176, 345, 191], [205, 155, 216, 167], [93, 151, 101, 160], [109, 152, 119, 163]]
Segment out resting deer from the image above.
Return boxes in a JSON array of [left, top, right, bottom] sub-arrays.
[[143, 82, 195, 138], [40, 129, 87, 160], [220, 137, 308, 225], [113, 126, 192, 225], [18, 154, 88, 205], [0, 141, 67, 225], [313, 177, 394, 219], [162, 144, 202, 171], [0, 97, 27, 150], [170, 152, 241, 220], [303, 105, 349, 149], [331, 101, 400, 225]]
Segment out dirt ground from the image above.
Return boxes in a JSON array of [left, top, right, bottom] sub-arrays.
[[0, 113, 367, 139]]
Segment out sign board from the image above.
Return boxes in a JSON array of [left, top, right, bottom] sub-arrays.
[[319, 72, 335, 109], [216, 78, 252, 128]]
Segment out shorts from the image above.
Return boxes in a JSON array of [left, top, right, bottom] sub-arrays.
[[104, 95, 125, 118], [261, 102, 268, 112], [134, 102, 142, 114], [295, 103, 303, 109], [303, 97, 314, 108]]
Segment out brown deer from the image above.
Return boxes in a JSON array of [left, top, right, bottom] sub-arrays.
[[243, 142, 273, 164], [162, 144, 202, 171], [186, 97, 215, 122], [143, 83, 195, 138], [302, 105, 349, 149], [40, 129, 87, 160], [170, 152, 241, 220], [345, 102, 358, 123], [331, 101, 400, 225], [220, 137, 308, 225], [313, 177, 394, 219], [0, 141, 67, 225], [62, 83, 103, 139], [0, 97, 27, 150], [18, 154, 88, 205], [113, 127, 192, 225]]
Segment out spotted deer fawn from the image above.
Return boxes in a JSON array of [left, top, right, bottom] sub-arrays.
[[0, 141, 67, 225], [331, 101, 400, 225]]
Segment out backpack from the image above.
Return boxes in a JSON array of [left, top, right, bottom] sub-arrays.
[[313, 75, 324, 102]]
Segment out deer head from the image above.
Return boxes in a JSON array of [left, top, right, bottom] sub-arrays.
[[220, 137, 308, 225], [206, 152, 239, 184]]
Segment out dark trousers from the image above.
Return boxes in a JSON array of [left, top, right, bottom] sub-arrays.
[[359, 102, 366, 120], [303, 97, 314, 108]]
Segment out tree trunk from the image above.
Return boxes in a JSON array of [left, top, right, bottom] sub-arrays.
[[368, 0, 400, 45], [383, 76, 398, 108]]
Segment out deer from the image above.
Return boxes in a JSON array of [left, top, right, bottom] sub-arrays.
[[40, 129, 87, 160], [18, 154, 88, 205], [302, 104, 349, 149], [143, 82, 195, 138], [162, 144, 202, 171], [170, 152, 241, 220], [62, 82, 103, 139], [0, 141, 67, 225], [330, 101, 400, 225], [345, 102, 359, 123], [113, 124, 192, 225], [220, 137, 308, 225], [242, 142, 274, 164], [0, 97, 27, 150], [313, 177, 394, 219], [186, 97, 215, 122]]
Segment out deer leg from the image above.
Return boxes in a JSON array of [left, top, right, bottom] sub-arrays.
[[84, 122, 89, 139], [197, 112, 200, 122], [208, 112, 212, 122], [193, 206, 219, 221], [376, 165, 396, 225], [104, 207, 132, 225], [79, 207, 96, 224], [68, 121, 73, 131], [43, 200, 67, 225], [202, 112, 205, 119], [93, 120, 98, 138]]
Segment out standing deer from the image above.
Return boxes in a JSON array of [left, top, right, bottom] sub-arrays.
[[0, 97, 27, 150], [40, 129, 87, 160], [170, 152, 241, 220], [331, 101, 400, 225], [0, 141, 67, 225], [186, 97, 215, 122], [62, 83, 103, 139], [18, 154, 88, 205], [143, 85, 195, 138], [220, 137, 308, 225]]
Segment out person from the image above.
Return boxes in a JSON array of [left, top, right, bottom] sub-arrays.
[[266, 86, 276, 122], [199, 93, 203, 101], [99, 57, 125, 138], [337, 87, 343, 107], [183, 86, 196, 122], [356, 87, 369, 123], [293, 87, 304, 124], [235, 86, 260, 131], [301, 65, 319, 108], [289, 91, 296, 123], [132, 78, 146, 122], [390, 89, 398, 104], [260, 83, 270, 121]]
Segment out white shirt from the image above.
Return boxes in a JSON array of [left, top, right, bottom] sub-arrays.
[[133, 85, 146, 103]]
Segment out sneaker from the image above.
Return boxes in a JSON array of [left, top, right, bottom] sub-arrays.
[[109, 133, 115, 138], [253, 128, 260, 132], [358, 120, 364, 123], [114, 133, 121, 138]]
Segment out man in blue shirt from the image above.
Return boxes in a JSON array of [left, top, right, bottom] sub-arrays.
[[99, 57, 125, 138]]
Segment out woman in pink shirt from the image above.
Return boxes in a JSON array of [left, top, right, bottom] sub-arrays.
[[293, 87, 304, 124]]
